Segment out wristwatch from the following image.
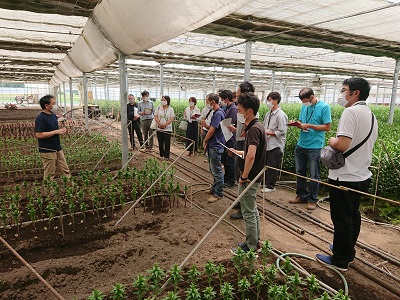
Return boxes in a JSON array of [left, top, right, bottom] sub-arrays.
[[240, 176, 248, 181]]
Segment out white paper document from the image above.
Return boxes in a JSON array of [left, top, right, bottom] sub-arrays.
[[220, 118, 233, 142], [217, 142, 243, 159]]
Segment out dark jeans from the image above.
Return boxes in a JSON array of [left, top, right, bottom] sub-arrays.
[[265, 147, 283, 189], [329, 178, 371, 267], [157, 131, 172, 158], [185, 121, 198, 152], [295, 145, 321, 203], [234, 140, 245, 182], [128, 121, 143, 148], [141, 119, 154, 149], [222, 139, 235, 185]]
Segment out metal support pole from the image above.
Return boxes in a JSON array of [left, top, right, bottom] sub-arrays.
[[212, 74, 216, 93], [94, 78, 97, 101], [375, 84, 379, 106], [69, 78, 74, 120], [53, 86, 58, 108], [178, 80, 181, 103], [271, 70, 275, 91], [332, 83, 337, 105], [244, 41, 252, 82], [106, 75, 109, 101], [323, 84, 328, 103], [63, 82, 67, 114], [160, 62, 164, 99], [119, 52, 129, 167], [83, 73, 89, 130], [388, 58, 400, 124]]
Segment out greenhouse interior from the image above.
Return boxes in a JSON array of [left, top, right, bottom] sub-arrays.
[[0, 1, 399, 299]]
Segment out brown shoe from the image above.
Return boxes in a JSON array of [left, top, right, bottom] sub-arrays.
[[307, 202, 317, 210], [289, 196, 307, 204], [208, 195, 222, 203]]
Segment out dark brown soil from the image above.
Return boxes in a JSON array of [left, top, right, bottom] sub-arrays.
[[0, 108, 399, 300]]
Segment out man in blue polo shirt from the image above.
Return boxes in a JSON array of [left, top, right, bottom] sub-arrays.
[[289, 88, 331, 210], [203, 93, 225, 203], [35, 95, 71, 180]]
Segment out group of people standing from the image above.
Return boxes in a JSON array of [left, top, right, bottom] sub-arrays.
[[34, 77, 378, 273]]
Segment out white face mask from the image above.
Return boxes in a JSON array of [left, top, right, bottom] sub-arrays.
[[128, 98, 134, 104], [302, 101, 312, 107], [143, 97, 148, 102], [220, 101, 226, 107], [337, 92, 351, 107], [189, 101, 195, 107], [266, 101, 274, 110], [206, 103, 212, 110], [237, 113, 245, 124], [161, 100, 167, 106]]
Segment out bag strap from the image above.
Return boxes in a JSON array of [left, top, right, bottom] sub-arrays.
[[205, 109, 212, 119], [343, 113, 374, 158]]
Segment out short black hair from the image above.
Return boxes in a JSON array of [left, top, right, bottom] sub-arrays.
[[39, 95, 54, 110], [141, 90, 149, 97], [206, 93, 219, 104], [342, 77, 370, 101], [237, 92, 260, 116], [218, 89, 233, 102], [189, 96, 197, 105], [238, 81, 255, 94], [128, 94, 134, 97], [267, 91, 281, 104], [162, 95, 171, 105], [298, 88, 314, 100]]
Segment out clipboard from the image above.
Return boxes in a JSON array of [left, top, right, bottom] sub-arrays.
[[287, 121, 301, 127], [217, 142, 243, 159]]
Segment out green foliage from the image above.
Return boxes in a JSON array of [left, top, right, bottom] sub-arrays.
[[307, 274, 320, 299], [187, 265, 200, 285], [147, 263, 165, 297], [133, 274, 147, 300], [87, 289, 106, 300], [219, 282, 234, 300], [237, 277, 250, 300], [202, 286, 216, 300], [168, 264, 184, 293], [162, 291, 181, 300], [204, 261, 217, 287], [287, 272, 302, 299], [110, 283, 126, 300], [185, 283, 201, 300]]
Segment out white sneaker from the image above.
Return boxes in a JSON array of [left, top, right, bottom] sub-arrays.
[[262, 188, 276, 193]]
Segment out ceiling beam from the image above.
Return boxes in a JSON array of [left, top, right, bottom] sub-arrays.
[[0, 0, 98, 17], [195, 15, 400, 59]]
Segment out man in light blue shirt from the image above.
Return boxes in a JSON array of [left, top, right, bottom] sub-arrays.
[[289, 88, 331, 210]]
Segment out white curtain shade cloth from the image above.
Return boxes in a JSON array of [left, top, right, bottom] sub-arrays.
[[50, 0, 252, 85]]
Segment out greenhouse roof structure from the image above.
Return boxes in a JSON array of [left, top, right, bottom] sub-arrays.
[[0, 0, 399, 87]]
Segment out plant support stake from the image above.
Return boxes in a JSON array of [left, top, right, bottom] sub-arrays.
[[0, 235, 65, 300]]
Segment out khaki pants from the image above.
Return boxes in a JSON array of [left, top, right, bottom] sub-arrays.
[[40, 150, 71, 180]]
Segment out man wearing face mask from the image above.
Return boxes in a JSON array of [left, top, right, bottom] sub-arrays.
[[230, 92, 267, 254], [229, 81, 255, 220], [289, 88, 331, 210], [262, 92, 288, 193], [316, 78, 378, 271], [127, 94, 143, 150], [203, 93, 225, 203], [35, 95, 71, 181], [138, 90, 154, 151], [219, 89, 237, 188]]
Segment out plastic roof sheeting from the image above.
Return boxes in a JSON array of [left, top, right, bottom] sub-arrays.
[[51, 0, 252, 85], [237, 0, 400, 44]]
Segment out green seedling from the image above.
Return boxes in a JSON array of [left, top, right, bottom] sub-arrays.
[[281, 257, 293, 275], [168, 263, 183, 293], [216, 263, 226, 286], [187, 265, 200, 285], [237, 277, 250, 300], [287, 271, 302, 300], [264, 264, 278, 285], [87, 289, 106, 300], [110, 282, 125, 300], [185, 282, 201, 300], [162, 291, 181, 300], [202, 286, 216, 300], [252, 269, 265, 300], [315, 291, 331, 300], [260, 240, 273, 265], [307, 274, 320, 299], [231, 247, 245, 282], [246, 249, 257, 274], [133, 274, 148, 300], [204, 261, 217, 287], [27, 202, 37, 230], [147, 263, 165, 297], [333, 290, 350, 300], [219, 282, 234, 300]]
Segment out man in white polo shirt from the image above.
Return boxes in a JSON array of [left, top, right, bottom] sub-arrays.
[[316, 77, 378, 272]]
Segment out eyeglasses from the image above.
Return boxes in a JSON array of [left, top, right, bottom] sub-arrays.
[[340, 88, 350, 93]]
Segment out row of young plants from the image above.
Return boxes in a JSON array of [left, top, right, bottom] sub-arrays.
[[0, 158, 186, 237], [85, 240, 350, 300], [0, 132, 122, 182]]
